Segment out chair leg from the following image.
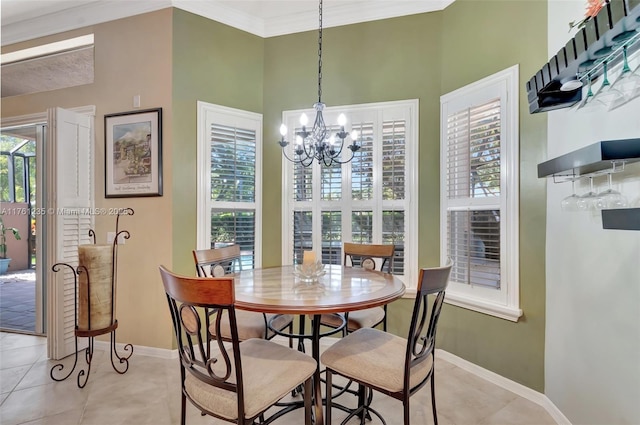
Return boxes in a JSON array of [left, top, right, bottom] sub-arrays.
[[358, 384, 366, 425], [288, 321, 294, 349], [304, 377, 313, 425], [404, 399, 410, 425], [180, 391, 186, 425], [430, 372, 438, 425], [326, 370, 333, 425]]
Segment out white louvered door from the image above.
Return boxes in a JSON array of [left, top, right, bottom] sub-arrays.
[[46, 107, 94, 360]]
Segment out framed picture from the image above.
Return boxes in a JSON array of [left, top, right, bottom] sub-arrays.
[[105, 108, 162, 198]]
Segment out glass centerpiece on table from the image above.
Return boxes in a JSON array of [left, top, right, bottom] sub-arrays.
[[294, 250, 326, 283]]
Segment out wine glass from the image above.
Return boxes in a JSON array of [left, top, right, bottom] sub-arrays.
[[577, 177, 597, 211], [589, 61, 625, 108], [576, 74, 599, 110], [561, 179, 581, 212], [608, 44, 640, 110], [594, 173, 627, 209]]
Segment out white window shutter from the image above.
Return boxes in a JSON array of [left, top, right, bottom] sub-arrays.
[[445, 100, 502, 289], [282, 100, 419, 288], [440, 65, 521, 321], [196, 102, 262, 269]]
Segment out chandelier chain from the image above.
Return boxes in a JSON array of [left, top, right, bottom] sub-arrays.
[[277, 0, 360, 167], [317, 0, 323, 103]]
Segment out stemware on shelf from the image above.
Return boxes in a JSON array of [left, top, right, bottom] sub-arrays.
[[561, 179, 581, 212], [577, 176, 598, 211], [594, 173, 628, 209], [576, 73, 601, 110], [608, 44, 640, 110], [589, 61, 625, 107], [571, 25, 640, 113]]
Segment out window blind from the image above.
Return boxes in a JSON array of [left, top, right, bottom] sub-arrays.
[[321, 210, 342, 264], [445, 99, 501, 288], [382, 120, 406, 201], [351, 210, 373, 243], [351, 122, 374, 201], [210, 125, 256, 202], [446, 99, 501, 200], [293, 210, 313, 264], [210, 123, 257, 266]]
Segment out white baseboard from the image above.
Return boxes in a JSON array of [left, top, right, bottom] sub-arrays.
[[93, 335, 337, 361], [435, 349, 571, 425], [94, 340, 178, 360]]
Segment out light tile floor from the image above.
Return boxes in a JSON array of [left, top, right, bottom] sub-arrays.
[[0, 332, 557, 425]]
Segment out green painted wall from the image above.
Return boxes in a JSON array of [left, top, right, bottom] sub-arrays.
[[171, 9, 264, 275], [438, 0, 548, 391]]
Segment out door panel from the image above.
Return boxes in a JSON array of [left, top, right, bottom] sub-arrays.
[[46, 107, 93, 360]]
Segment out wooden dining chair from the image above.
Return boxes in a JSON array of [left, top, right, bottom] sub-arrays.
[[192, 245, 294, 351], [321, 262, 453, 425], [159, 266, 315, 425], [319, 242, 395, 334]]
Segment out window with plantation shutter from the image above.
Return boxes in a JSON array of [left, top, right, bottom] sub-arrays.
[[197, 102, 262, 269], [282, 100, 418, 289], [440, 65, 521, 321]]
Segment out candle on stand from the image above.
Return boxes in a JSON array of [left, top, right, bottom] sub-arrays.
[[303, 250, 316, 266], [78, 244, 114, 331]]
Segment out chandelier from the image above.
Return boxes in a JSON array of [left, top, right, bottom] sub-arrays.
[[278, 0, 360, 167]]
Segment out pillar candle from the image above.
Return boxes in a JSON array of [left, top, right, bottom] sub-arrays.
[[302, 250, 316, 265], [78, 245, 114, 331]]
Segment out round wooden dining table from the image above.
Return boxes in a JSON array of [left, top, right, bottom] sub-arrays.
[[233, 264, 406, 425]]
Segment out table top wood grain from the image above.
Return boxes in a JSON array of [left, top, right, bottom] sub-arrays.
[[233, 264, 406, 315]]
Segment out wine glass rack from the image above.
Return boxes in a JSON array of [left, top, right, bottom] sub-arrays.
[[538, 139, 640, 230], [527, 0, 640, 113]]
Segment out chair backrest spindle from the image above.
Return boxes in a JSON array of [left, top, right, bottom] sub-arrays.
[[193, 244, 242, 277], [343, 242, 395, 273], [404, 263, 452, 390]]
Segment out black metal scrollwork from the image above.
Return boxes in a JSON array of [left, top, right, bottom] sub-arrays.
[[49, 208, 135, 388]]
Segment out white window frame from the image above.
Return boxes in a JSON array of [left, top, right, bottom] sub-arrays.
[[281, 99, 419, 291], [440, 65, 522, 321], [196, 101, 262, 267]]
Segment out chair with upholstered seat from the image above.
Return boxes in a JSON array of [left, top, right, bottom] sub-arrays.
[[192, 245, 294, 351], [321, 262, 452, 425], [159, 266, 316, 425], [319, 242, 395, 334]]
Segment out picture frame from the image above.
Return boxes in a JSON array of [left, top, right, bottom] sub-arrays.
[[104, 108, 162, 198]]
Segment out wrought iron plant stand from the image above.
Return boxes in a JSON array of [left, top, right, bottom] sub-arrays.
[[49, 208, 134, 388]]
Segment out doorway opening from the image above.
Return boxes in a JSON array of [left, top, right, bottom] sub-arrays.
[[0, 123, 45, 335]]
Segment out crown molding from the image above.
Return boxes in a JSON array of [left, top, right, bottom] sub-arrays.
[[1, 0, 454, 46], [1, 0, 172, 46], [172, 0, 266, 37], [263, 0, 454, 37]]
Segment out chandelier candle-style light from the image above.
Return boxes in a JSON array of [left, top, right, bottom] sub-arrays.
[[278, 0, 360, 167]]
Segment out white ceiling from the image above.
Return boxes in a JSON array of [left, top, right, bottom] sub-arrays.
[[0, 0, 454, 45]]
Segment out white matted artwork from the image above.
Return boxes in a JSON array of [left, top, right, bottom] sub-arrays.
[[104, 108, 162, 197]]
